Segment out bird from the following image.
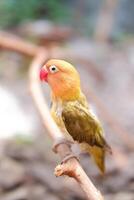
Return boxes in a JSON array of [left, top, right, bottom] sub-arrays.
[[40, 59, 112, 173]]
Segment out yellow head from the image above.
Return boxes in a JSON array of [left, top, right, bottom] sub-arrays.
[[40, 59, 81, 101]]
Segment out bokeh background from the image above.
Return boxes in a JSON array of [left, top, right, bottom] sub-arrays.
[[0, 0, 134, 200]]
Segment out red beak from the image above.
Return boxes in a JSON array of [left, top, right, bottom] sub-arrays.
[[40, 68, 48, 82]]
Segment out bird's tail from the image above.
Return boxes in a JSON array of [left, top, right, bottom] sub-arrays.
[[91, 136, 112, 173], [80, 143, 105, 174], [89, 146, 105, 174]]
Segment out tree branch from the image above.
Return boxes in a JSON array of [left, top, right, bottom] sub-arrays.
[[94, 0, 118, 42], [0, 31, 40, 56]]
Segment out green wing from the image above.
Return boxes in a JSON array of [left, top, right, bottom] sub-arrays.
[[62, 101, 110, 150]]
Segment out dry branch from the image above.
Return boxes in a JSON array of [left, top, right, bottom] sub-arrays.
[[0, 31, 40, 57], [29, 50, 104, 200]]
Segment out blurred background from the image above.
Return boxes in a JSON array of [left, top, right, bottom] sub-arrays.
[[0, 0, 134, 200]]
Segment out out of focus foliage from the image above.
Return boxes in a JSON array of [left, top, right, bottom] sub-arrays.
[[0, 0, 134, 38], [0, 0, 69, 28]]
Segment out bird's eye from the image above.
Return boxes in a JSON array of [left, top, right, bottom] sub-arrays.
[[49, 65, 59, 73]]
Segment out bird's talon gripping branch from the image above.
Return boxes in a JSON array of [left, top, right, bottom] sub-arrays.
[[52, 137, 73, 153], [61, 153, 79, 164]]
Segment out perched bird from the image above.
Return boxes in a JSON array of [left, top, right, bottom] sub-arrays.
[[40, 59, 112, 173]]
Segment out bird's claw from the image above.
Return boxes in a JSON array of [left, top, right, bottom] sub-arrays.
[[52, 137, 73, 153], [52, 138, 79, 164], [61, 153, 79, 164]]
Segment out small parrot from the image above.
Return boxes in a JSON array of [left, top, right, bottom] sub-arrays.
[[40, 59, 112, 173]]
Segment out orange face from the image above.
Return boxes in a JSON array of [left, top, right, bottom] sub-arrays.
[[40, 59, 81, 100]]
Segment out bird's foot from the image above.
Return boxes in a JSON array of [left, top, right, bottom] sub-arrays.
[[53, 138, 79, 163], [52, 137, 73, 153], [61, 153, 79, 164]]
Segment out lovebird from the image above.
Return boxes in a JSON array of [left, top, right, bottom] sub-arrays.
[[40, 59, 112, 173]]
